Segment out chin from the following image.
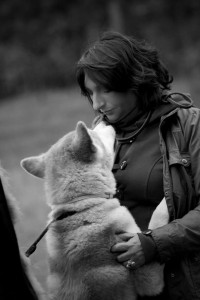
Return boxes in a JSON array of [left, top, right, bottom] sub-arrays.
[[106, 117, 118, 123], [105, 113, 119, 123]]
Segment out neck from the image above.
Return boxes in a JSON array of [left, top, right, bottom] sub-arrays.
[[47, 169, 116, 206], [51, 193, 114, 210], [104, 107, 144, 133]]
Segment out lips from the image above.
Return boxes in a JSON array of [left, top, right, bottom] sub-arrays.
[[102, 109, 113, 115]]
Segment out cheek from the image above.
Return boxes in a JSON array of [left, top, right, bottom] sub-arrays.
[[105, 93, 119, 106]]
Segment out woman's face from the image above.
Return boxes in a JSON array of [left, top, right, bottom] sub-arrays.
[[84, 74, 138, 123]]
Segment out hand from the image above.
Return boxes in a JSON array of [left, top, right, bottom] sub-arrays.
[[111, 232, 145, 269]]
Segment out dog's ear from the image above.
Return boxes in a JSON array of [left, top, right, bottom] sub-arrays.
[[20, 154, 45, 178], [73, 121, 97, 161]]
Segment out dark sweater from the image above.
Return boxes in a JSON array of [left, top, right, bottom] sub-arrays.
[[111, 102, 176, 263]]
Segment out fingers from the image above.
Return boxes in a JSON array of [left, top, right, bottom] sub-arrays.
[[117, 232, 134, 241], [112, 234, 137, 252], [111, 232, 135, 252], [111, 241, 129, 253], [117, 250, 134, 263], [111, 234, 145, 268], [111, 237, 136, 262]]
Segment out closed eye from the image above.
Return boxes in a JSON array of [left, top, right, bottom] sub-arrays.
[[86, 88, 93, 96], [100, 86, 112, 93]]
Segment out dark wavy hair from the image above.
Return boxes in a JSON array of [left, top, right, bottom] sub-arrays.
[[76, 31, 173, 111]]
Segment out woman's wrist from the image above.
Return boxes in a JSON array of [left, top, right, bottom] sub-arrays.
[[137, 232, 158, 264]]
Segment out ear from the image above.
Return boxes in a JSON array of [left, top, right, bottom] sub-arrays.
[[73, 121, 97, 162], [20, 154, 45, 178]]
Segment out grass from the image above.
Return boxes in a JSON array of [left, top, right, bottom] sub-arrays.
[[0, 79, 199, 290]]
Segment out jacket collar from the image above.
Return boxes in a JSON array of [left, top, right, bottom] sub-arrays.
[[163, 92, 193, 108]]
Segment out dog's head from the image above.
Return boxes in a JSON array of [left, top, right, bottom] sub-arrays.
[[21, 121, 116, 205]]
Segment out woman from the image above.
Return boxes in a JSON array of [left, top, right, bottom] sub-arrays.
[[76, 31, 200, 299]]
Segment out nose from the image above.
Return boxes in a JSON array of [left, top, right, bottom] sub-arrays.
[[91, 92, 104, 111]]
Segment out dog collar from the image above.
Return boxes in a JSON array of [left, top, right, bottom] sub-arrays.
[[69, 193, 113, 203], [25, 193, 113, 257]]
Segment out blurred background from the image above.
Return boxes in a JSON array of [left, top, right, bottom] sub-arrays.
[[0, 0, 200, 290]]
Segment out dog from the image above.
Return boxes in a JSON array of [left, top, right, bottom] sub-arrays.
[[21, 121, 169, 300]]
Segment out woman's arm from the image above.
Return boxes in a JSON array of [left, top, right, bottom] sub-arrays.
[[152, 107, 200, 263]]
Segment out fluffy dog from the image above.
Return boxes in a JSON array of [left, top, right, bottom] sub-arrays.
[[21, 121, 169, 300]]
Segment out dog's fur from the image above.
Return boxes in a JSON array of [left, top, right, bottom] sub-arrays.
[[21, 121, 169, 300]]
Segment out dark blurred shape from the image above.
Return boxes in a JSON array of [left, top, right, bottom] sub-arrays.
[[0, 0, 199, 99], [0, 178, 39, 299]]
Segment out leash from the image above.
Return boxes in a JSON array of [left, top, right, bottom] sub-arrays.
[[25, 210, 76, 257], [25, 193, 114, 257]]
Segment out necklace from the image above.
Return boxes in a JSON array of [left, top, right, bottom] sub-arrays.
[[116, 110, 152, 144], [113, 111, 152, 171]]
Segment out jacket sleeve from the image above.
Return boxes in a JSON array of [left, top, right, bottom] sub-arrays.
[[151, 107, 200, 263]]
